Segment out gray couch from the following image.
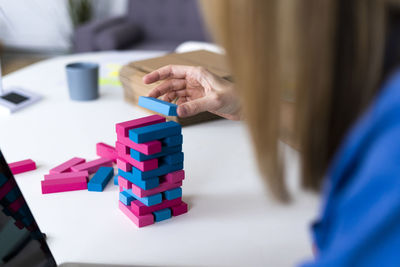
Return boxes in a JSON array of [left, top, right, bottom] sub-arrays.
[[73, 0, 209, 52]]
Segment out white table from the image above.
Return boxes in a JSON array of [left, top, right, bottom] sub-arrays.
[[0, 50, 319, 267]]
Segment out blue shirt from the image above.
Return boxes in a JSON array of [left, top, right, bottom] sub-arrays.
[[301, 70, 400, 267]]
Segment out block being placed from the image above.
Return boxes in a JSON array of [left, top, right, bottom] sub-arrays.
[[162, 152, 184, 165], [131, 180, 182, 198], [116, 115, 165, 137], [162, 135, 183, 147], [129, 121, 181, 144], [130, 145, 182, 162], [171, 201, 188, 216], [96, 142, 117, 162], [116, 144, 158, 171], [138, 96, 178, 116], [130, 197, 182, 216], [123, 162, 183, 180], [88, 167, 114, 192], [118, 171, 159, 190], [44, 171, 89, 181], [164, 187, 182, 200], [125, 189, 162, 207], [162, 170, 185, 184], [117, 135, 161, 155], [41, 177, 87, 194], [49, 157, 86, 174], [9, 159, 36, 175], [119, 201, 154, 227], [71, 157, 113, 174], [153, 208, 172, 222], [119, 190, 135, 205]]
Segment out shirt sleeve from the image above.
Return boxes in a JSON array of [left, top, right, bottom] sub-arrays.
[[301, 123, 400, 267]]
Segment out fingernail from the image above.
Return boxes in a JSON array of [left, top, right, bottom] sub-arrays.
[[178, 106, 187, 117]]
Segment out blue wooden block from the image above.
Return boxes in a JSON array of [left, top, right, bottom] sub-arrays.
[[126, 162, 183, 180], [4, 187, 20, 203], [129, 121, 181, 143], [153, 208, 172, 222], [88, 166, 114, 192], [162, 152, 184, 165], [119, 190, 135, 206], [118, 169, 159, 190], [113, 174, 119, 185], [0, 173, 7, 186], [161, 134, 183, 147], [125, 189, 162, 207], [130, 145, 182, 161], [138, 96, 178, 116], [164, 187, 182, 200]]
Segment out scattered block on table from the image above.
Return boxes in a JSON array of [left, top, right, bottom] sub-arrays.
[[171, 201, 188, 216], [162, 152, 184, 165], [41, 177, 87, 194], [118, 176, 132, 190], [117, 148, 158, 172], [132, 179, 182, 198], [130, 197, 182, 216], [96, 142, 117, 162], [49, 157, 86, 174], [162, 170, 185, 184], [9, 159, 36, 175], [125, 162, 183, 180], [118, 170, 159, 190], [116, 115, 166, 137], [44, 171, 89, 181], [119, 190, 135, 205], [125, 189, 162, 207], [71, 157, 113, 174], [117, 135, 162, 155], [0, 179, 16, 199], [129, 121, 181, 144], [119, 201, 154, 227], [88, 167, 114, 192], [130, 145, 182, 161], [162, 135, 183, 147], [113, 174, 119, 185], [164, 187, 182, 200], [153, 208, 172, 222], [138, 96, 178, 116]]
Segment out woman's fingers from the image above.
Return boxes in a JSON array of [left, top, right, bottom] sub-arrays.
[[177, 95, 220, 117], [143, 65, 193, 84], [148, 79, 187, 98]]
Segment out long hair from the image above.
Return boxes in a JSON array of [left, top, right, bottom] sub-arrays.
[[201, 0, 398, 201]]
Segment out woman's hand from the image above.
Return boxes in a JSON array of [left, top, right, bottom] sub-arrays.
[[143, 65, 241, 120]]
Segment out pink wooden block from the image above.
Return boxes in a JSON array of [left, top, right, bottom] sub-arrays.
[[0, 179, 16, 199], [50, 157, 86, 174], [44, 171, 89, 181], [119, 185, 124, 192], [132, 180, 182, 198], [8, 196, 25, 213], [116, 115, 165, 137], [96, 142, 117, 162], [116, 143, 158, 171], [41, 177, 87, 194], [117, 135, 162, 156], [70, 158, 113, 174], [117, 158, 131, 172], [118, 176, 132, 190], [171, 201, 188, 216], [162, 170, 185, 184], [130, 197, 182, 216], [9, 159, 36, 175], [119, 201, 154, 227]]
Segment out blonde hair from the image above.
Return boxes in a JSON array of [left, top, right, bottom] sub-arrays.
[[201, 0, 396, 200]]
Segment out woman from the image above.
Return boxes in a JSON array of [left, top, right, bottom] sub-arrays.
[[144, 1, 400, 265]]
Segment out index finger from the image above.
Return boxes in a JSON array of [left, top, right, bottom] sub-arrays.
[[142, 65, 193, 84]]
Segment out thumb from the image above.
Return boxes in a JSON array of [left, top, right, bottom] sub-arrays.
[[178, 97, 214, 117]]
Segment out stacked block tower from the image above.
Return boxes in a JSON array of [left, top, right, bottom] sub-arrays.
[[116, 97, 187, 227]]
